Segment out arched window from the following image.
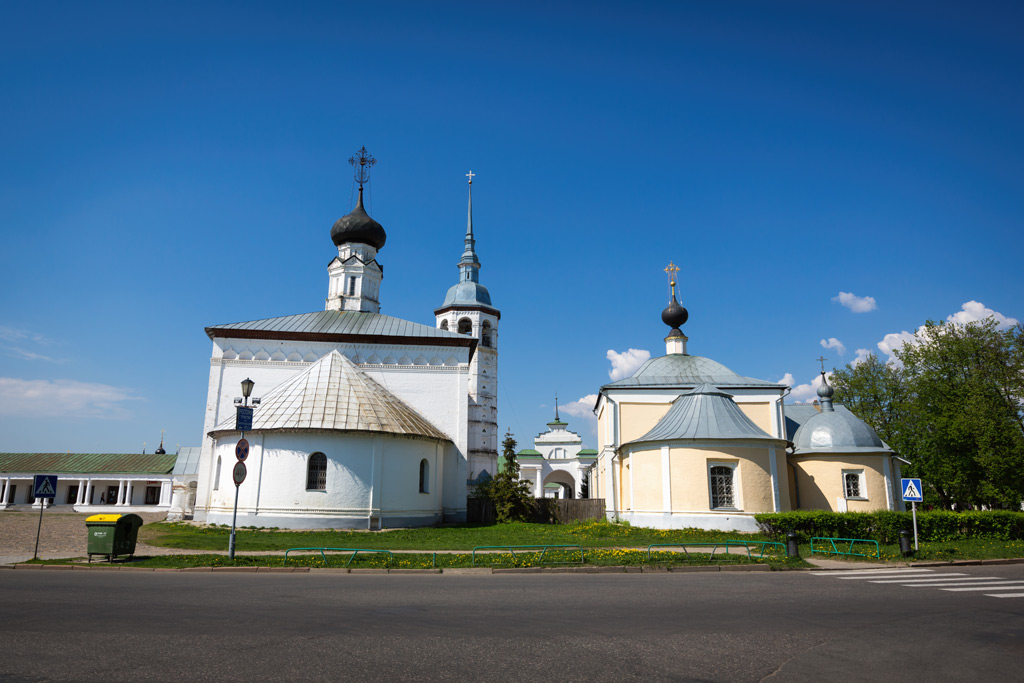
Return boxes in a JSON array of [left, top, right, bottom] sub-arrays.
[[419, 459, 430, 493], [458, 318, 472, 335], [481, 320, 492, 347], [709, 465, 735, 509], [347, 277, 356, 296], [439, 320, 449, 331], [307, 452, 327, 490], [214, 456, 221, 491]]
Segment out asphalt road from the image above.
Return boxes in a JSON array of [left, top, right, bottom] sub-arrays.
[[2, 566, 1023, 682]]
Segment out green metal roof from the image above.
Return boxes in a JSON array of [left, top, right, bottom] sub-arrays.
[[603, 354, 784, 390], [206, 310, 473, 345], [517, 449, 542, 455], [0, 453, 178, 475], [577, 449, 598, 456]]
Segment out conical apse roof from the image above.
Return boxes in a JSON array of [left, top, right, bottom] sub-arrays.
[[210, 350, 448, 440]]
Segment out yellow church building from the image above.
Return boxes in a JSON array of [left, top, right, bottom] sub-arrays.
[[591, 268, 903, 532]]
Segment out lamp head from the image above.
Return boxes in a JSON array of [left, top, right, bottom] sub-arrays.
[[240, 378, 255, 399]]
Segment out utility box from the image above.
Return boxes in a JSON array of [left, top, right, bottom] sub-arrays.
[[86, 514, 143, 562]]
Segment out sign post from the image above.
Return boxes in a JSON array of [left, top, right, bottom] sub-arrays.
[[32, 475, 57, 560], [902, 478, 923, 551], [228, 438, 249, 560]]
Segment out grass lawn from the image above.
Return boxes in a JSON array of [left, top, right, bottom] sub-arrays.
[[140, 519, 751, 552]]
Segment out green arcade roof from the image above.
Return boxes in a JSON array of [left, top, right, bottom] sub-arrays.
[[0, 452, 178, 475]]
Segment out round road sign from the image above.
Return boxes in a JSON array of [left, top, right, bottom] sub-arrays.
[[235, 438, 249, 461], [232, 461, 247, 486]]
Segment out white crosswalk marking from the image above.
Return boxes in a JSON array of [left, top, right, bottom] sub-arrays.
[[811, 567, 1024, 599], [810, 568, 935, 576], [941, 582, 1024, 592], [834, 572, 936, 580]]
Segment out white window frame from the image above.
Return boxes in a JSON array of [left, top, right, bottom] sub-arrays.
[[843, 469, 867, 500], [707, 461, 740, 510]]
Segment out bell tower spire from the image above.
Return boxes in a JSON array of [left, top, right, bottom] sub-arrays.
[[434, 171, 501, 482]]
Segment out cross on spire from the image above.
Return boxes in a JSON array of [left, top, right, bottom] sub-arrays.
[[348, 146, 377, 188], [817, 355, 828, 373], [466, 170, 475, 185], [664, 261, 680, 299]]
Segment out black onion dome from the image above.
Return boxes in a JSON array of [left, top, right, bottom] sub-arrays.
[[331, 187, 387, 250], [661, 295, 688, 331]]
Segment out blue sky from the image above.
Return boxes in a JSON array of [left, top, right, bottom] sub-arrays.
[[1, 0, 1021, 452]]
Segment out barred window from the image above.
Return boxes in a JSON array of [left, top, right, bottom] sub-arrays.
[[419, 459, 429, 493], [844, 471, 863, 499], [709, 465, 735, 509], [307, 452, 327, 490]]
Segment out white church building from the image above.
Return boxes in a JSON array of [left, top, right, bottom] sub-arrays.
[[193, 151, 499, 529]]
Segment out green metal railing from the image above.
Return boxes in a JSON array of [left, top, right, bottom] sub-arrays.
[[471, 545, 584, 566], [646, 540, 786, 561], [724, 540, 787, 558], [810, 537, 880, 558], [646, 542, 730, 561], [284, 547, 394, 567]]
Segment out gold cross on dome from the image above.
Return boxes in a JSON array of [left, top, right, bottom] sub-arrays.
[[466, 170, 475, 185], [817, 356, 828, 372], [664, 261, 679, 297]]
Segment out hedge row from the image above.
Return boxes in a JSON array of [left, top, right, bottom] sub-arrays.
[[754, 510, 1024, 544]]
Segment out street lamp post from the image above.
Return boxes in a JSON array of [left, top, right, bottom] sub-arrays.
[[229, 378, 256, 560]]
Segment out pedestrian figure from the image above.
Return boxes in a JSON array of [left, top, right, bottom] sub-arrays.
[[100, 492, 105, 504]]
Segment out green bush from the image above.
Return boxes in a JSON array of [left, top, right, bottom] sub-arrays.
[[755, 510, 1024, 544]]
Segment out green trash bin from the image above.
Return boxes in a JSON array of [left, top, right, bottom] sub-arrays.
[[86, 514, 143, 562]]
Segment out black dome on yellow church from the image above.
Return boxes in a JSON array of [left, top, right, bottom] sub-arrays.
[[331, 186, 387, 250]]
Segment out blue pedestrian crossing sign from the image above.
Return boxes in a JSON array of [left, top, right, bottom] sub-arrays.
[[33, 475, 58, 499], [902, 478, 923, 502]]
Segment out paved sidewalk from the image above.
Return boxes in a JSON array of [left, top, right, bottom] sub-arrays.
[[0, 509, 171, 564]]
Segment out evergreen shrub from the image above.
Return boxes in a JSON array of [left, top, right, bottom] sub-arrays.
[[755, 510, 1024, 544]]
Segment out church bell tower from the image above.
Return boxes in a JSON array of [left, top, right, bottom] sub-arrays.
[[435, 171, 500, 480], [326, 147, 386, 313]]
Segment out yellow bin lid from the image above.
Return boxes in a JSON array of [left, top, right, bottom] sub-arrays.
[[86, 514, 122, 522]]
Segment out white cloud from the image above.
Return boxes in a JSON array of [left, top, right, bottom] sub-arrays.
[[833, 291, 877, 313], [606, 348, 651, 381], [779, 372, 831, 404], [947, 300, 1018, 328], [852, 348, 872, 366], [819, 337, 846, 355], [874, 300, 1018, 363], [0, 378, 140, 419], [560, 394, 599, 444], [877, 330, 917, 360], [0, 325, 60, 362]]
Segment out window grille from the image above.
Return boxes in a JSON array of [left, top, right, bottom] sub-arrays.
[[307, 453, 327, 490], [844, 472, 862, 498], [710, 465, 735, 508]]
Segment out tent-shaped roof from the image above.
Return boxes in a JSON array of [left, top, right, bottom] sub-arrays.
[[627, 383, 782, 445], [210, 350, 449, 441]]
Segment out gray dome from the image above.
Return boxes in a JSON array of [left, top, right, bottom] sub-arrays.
[[792, 409, 891, 454], [605, 354, 784, 388], [331, 188, 386, 250], [439, 281, 494, 308]]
